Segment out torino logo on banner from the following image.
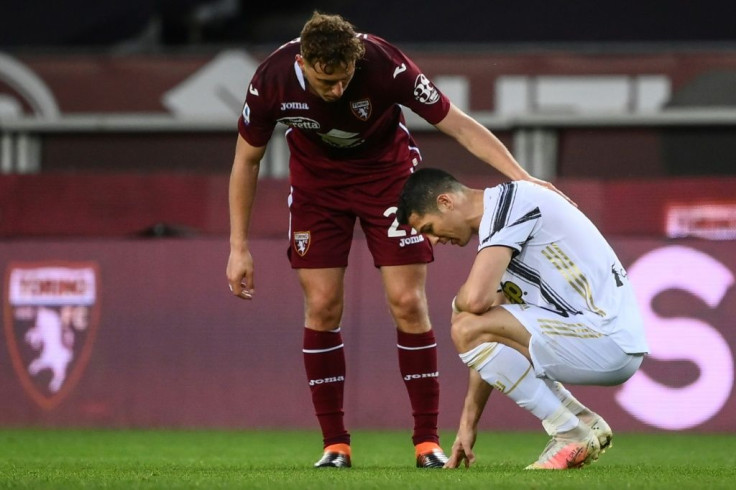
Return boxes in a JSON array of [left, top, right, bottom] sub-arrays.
[[618, 245, 734, 430], [3, 262, 101, 410]]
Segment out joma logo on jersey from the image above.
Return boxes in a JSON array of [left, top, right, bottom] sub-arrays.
[[4, 262, 101, 410], [280, 102, 309, 110], [350, 99, 372, 121], [309, 375, 345, 386], [277, 116, 320, 130], [403, 371, 439, 381], [399, 235, 425, 247]]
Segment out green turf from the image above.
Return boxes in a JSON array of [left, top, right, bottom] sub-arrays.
[[1, 429, 735, 489]]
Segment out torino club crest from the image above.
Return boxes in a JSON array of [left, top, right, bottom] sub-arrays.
[[350, 99, 372, 121], [293, 231, 311, 257], [3, 262, 100, 409]]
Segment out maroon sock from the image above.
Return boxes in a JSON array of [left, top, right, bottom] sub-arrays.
[[303, 327, 349, 447], [397, 329, 440, 446]]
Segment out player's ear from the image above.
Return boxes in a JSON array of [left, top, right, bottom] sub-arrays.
[[437, 193, 453, 211]]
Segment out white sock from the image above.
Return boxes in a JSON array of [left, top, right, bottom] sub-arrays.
[[460, 342, 578, 434], [542, 406, 580, 436], [544, 379, 589, 416]]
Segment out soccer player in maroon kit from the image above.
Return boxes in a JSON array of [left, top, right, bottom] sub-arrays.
[[227, 12, 562, 468]]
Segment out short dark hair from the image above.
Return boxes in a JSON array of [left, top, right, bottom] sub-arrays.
[[396, 168, 464, 225], [300, 12, 365, 73]]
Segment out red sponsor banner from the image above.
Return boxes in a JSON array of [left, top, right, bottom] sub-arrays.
[[4, 174, 736, 238], [0, 237, 734, 432]]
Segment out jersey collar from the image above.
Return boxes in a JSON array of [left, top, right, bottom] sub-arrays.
[[294, 60, 306, 91]]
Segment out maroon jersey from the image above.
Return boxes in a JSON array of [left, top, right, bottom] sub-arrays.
[[238, 34, 451, 188]]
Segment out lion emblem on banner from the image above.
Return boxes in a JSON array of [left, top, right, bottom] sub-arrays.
[[4, 262, 100, 409]]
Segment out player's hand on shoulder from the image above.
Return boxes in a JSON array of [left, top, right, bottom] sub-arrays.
[[523, 176, 577, 207]]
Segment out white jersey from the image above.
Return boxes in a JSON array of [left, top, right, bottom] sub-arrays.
[[478, 181, 648, 354]]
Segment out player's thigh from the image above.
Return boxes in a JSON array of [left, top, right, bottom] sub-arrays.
[[380, 263, 428, 302], [451, 307, 531, 353], [501, 305, 637, 385], [287, 187, 355, 268]]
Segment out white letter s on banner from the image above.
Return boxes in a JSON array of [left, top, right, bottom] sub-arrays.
[[618, 245, 734, 430]]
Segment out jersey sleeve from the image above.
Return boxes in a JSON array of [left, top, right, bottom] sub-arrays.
[[478, 183, 541, 255], [237, 74, 276, 147], [369, 36, 451, 125]]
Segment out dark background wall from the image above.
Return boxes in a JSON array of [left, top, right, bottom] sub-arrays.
[[2, 1, 735, 48]]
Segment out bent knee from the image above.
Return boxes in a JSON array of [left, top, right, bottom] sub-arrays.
[[451, 313, 497, 352]]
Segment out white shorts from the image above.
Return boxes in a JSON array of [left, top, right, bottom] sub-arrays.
[[500, 304, 644, 386]]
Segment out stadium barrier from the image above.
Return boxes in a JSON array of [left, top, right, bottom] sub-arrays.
[[3, 109, 736, 178]]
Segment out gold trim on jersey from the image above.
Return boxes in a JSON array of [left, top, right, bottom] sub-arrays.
[[466, 342, 500, 370], [542, 243, 606, 317], [537, 318, 604, 338]]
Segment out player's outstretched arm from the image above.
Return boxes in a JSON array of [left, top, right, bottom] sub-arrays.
[[445, 369, 493, 469], [434, 104, 575, 205], [226, 134, 265, 300]]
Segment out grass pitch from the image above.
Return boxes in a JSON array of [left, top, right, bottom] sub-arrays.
[[1, 429, 735, 489]]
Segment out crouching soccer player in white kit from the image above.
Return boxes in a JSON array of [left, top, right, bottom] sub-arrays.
[[396, 168, 649, 470]]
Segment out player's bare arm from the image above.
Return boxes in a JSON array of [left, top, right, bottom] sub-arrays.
[[435, 104, 529, 180], [445, 368, 492, 469], [435, 104, 575, 205], [226, 134, 264, 300], [454, 246, 513, 314], [452, 245, 532, 357], [491, 290, 507, 307]]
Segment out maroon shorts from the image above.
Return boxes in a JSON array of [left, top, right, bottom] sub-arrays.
[[287, 172, 434, 269]]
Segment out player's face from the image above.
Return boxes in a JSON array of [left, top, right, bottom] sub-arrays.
[[409, 210, 471, 247], [297, 55, 355, 102]]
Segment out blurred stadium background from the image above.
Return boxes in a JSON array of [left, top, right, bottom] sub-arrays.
[[1, 0, 735, 436]]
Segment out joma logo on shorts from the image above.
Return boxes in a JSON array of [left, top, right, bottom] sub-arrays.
[[309, 375, 345, 386], [403, 371, 439, 381], [399, 235, 425, 247]]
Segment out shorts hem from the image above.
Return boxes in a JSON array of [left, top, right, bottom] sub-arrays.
[[372, 257, 434, 268], [290, 262, 350, 269]]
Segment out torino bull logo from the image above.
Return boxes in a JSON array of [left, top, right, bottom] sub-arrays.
[[3, 262, 100, 410]]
